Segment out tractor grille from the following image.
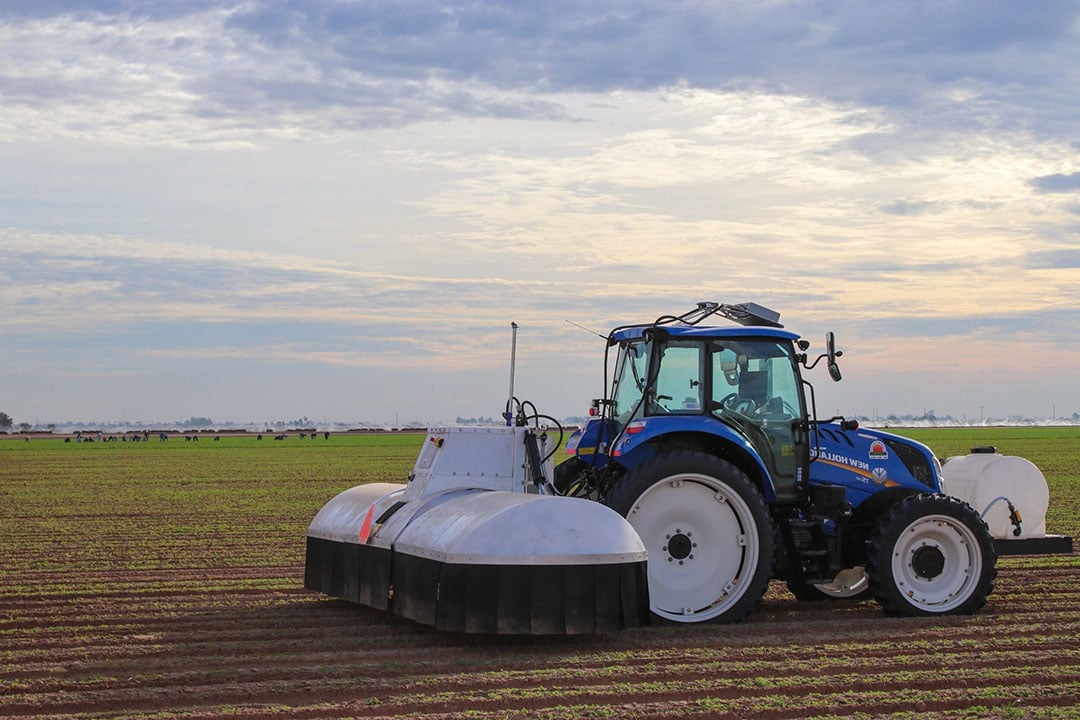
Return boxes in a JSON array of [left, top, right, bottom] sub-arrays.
[[883, 439, 935, 488]]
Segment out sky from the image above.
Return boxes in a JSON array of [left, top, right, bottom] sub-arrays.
[[2, 0, 1079, 428]]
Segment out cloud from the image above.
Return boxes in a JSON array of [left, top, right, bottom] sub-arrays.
[[3, 3, 1080, 424], [0, 228, 707, 355], [877, 199, 947, 216], [1024, 249, 1080, 269], [2, 1, 1079, 147], [1030, 172, 1080, 194]]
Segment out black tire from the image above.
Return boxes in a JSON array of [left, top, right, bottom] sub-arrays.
[[605, 451, 774, 625], [553, 456, 589, 495], [786, 567, 870, 602], [867, 494, 996, 616]]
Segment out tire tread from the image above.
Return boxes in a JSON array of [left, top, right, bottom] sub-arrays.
[[867, 493, 997, 616]]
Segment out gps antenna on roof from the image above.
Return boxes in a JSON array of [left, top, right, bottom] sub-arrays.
[[660, 302, 783, 328]]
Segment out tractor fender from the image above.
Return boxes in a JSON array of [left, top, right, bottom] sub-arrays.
[[610, 417, 777, 503], [564, 418, 617, 459]]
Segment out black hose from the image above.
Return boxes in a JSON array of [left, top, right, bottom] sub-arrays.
[[531, 413, 564, 464], [513, 407, 564, 464]]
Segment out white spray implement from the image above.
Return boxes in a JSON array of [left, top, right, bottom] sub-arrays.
[[305, 325, 648, 633]]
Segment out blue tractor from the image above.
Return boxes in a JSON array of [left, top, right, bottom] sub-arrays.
[[555, 302, 998, 624]]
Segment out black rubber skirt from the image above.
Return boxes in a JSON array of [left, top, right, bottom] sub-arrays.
[[305, 536, 650, 634]]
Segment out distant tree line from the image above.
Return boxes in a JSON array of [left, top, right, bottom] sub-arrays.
[[0, 413, 33, 433]]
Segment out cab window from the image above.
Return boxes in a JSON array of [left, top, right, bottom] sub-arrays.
[[651, 341, 704, 414]]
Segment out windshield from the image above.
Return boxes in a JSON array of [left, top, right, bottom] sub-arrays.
[[611, 340, 650, 424], [711, 339, 803, 420]]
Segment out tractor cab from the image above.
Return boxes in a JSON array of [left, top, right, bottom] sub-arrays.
[[604, 325, 811, 501], [561, 303, 819, 503]]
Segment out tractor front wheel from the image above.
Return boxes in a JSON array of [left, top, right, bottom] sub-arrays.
[[867, 494, 996, 616], [605, 451, 774, 625]]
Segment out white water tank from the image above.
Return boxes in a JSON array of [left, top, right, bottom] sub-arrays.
[[940, 448, 1048, 540]]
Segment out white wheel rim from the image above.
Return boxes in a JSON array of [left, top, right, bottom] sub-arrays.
[[891, 513, 982, 612], [627, 472, 760, 622]]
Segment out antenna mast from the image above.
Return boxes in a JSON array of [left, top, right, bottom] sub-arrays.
[[505, 322, 518, 426]]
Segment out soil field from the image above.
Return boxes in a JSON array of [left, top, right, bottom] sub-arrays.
[[1, 428, 1077, 719]]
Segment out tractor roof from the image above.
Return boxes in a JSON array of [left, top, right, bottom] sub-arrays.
[[611, 325, 799, 344], [608, 303, 798, 345]]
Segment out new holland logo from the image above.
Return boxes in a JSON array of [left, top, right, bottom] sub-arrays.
[[869, 440, 889, 460]]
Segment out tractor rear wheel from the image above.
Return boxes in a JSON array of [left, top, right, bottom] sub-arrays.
[[867, 494, 996, 616], [605, 451, 774, 625]]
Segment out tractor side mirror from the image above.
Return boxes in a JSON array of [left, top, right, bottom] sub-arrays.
[[826, 332, 843, 382]]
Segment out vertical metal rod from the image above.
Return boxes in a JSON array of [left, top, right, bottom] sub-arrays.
[[506, 322, 518, 426]]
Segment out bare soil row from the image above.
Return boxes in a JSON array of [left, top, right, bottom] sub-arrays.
[[3, 561, 1078, 720]]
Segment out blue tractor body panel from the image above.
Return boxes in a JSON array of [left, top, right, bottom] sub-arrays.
[[566, 418, 940, 508], [808, 423, 942, 508], [564, 418, 614, 459]]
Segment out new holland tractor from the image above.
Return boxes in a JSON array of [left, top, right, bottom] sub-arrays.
[[305, 302, 1071, 633]]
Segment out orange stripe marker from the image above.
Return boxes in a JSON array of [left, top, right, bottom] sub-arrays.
[[358, 504, 375, 544]]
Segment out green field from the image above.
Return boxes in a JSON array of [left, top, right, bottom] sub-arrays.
[[3, 427, 1076, 575], [1, 427, 1077, 719], [1, 433, 425, 575]]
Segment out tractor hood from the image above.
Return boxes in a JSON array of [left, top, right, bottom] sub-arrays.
[[810, 423, 942, 508]]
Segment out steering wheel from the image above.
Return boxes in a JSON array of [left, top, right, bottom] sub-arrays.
[[718, 393, 756, 415], [734, 398, 757, 415], [751, 397, 799, 418]]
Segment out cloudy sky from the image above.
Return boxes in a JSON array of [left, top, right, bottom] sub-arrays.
[[2, 0, 1079, 427]]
